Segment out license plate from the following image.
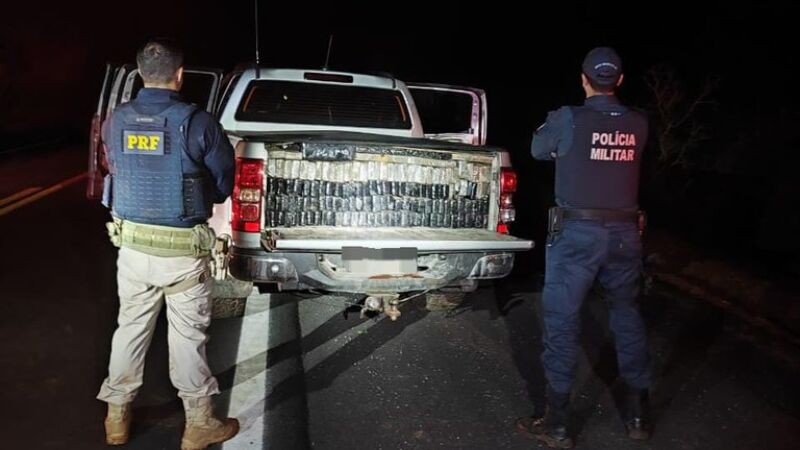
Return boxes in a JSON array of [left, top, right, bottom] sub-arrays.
[[342, 247, 418, 275]]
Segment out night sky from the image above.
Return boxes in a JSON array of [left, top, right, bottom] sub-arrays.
[[3, 1, 797, 135], [2, 0, 799, 259]]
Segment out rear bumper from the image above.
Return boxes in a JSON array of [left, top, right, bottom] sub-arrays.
[[230, 246, 517, 293]]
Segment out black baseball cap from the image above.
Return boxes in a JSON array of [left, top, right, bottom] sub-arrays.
[[582, 47, 622, 87]]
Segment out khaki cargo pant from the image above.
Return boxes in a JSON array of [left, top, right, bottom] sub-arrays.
[[97, 247, 220, 405]]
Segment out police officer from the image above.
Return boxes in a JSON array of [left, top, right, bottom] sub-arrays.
[[96, 39, 238, 450], [516, 47, 652, 448]]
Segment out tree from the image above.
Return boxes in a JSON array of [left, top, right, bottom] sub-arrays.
[[644, 64, 718, 169]]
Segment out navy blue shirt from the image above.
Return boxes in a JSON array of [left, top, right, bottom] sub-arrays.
[[103, 88, 234, 203], [531, 95, 629, 160], [531, 95, 648, 210]]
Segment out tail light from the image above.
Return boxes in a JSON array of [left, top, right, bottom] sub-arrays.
[[232, 157, 264, 232], [497, 168, 517, 234]]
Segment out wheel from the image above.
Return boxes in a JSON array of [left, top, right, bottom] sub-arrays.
[[210, 276, 254, 319], [425, 289, 466, 311]]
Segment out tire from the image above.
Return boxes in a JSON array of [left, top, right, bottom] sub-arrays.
[[210, 276, 254, 319], [425, 290, 466, 311]]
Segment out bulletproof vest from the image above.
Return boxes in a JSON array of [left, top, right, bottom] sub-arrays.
[[108, 101, 213, 227], [555, 103, 648, 210]]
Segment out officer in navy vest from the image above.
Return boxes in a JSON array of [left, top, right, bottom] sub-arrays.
[[517, 48, 653, 448], [96, 39, 239, 449], [104, 66, 232, 227], [107, 94, 207, 226]]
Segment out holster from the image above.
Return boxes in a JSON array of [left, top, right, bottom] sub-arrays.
[[547, 207, 564, 234]]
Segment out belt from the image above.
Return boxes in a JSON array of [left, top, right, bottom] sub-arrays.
[[562, 208, 639, 223], [106, 218, 215, 257]]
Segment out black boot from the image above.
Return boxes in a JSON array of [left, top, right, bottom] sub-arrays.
[[516, 389, 574, 449], [624, 388, 652, 440]]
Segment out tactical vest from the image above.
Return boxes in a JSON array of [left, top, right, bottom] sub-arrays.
[[555, 104, 647, 210], [108, 101, 213, 227]]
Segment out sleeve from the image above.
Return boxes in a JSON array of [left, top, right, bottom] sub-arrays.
[[192, 113, 235, 203], [530, 106, 574, 161]]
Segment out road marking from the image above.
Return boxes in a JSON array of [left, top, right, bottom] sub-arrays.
[[219, 294, 383, 449], [0, 172, 87, 217], [0, 187, 42, 207], [222, 294, 271, 450]]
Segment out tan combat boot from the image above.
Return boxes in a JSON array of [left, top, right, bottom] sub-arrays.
[[181, 397, 239, 450], [104, 402, 132, 445]]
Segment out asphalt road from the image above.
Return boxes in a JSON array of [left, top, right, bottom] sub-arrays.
[[1, 145, 798, 450]]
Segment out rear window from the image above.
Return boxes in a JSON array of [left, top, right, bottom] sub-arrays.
[[235, 80, 411, 130]]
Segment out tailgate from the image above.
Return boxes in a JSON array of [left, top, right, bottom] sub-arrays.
[[263, 227, 532, 253]]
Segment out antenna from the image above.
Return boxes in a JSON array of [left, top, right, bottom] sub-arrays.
[[254, 0, 261, 78], [323, 34, 334, 70]]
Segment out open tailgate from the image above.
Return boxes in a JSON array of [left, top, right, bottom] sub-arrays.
[[263, 227, 532, 253]]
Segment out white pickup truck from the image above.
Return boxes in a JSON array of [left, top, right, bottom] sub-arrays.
[[88, 65, 532, 318]]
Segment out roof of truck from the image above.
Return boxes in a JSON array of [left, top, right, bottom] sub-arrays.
[[235, 68, 398, 89]]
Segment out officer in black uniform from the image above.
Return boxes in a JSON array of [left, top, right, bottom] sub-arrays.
[[97, 39, 238, 450], [516, 47, 652, 448]]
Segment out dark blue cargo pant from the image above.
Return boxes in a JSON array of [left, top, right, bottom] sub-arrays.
[[541, 220, 652, 394]]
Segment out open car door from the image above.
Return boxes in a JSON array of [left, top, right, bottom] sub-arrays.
[[406, 83, 487, 146], [86, 65, 224, 200]]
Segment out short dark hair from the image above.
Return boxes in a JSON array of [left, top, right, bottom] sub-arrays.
[[136, 39, 183, 84], [585, 73, 616, 94]]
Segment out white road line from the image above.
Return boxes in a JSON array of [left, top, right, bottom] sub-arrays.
[[221, 293, 383, 449], [222, 294, 271, 450]]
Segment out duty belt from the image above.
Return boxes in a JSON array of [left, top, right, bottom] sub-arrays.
[[548, 207, 646, 234], [562, 208, 640, 223], [106, 218, 215, 257]]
